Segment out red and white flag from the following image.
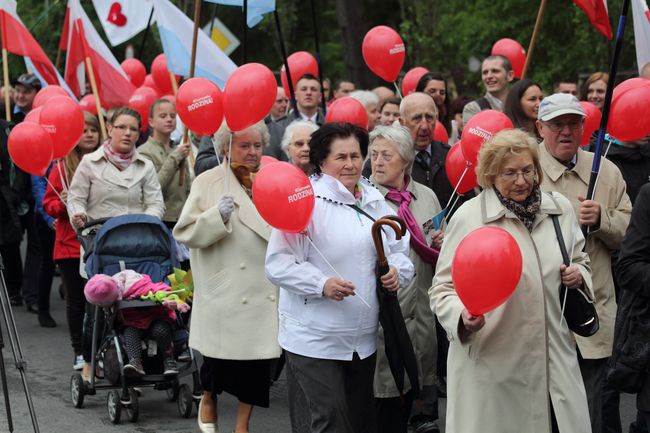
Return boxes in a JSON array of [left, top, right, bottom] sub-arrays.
[[64, 0, 135, 107], [0, 0, 63, 85], [632, 0, 650, 73], [91, 0, 153, 46], [573, 0, 613, 39]]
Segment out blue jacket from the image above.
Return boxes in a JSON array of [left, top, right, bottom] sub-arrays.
[[31, 163, 54, 227]]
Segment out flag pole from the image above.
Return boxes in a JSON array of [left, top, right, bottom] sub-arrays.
[[179, 0, 202, 185], [85, 58, 107, 141], [138, 8, 155, 60], [582, 0, 631, 237], [54, 48, 62, 70], [309, 0, 326, 114], [1, 11, 11, 122], [243, 0, 248, 63], [274, 10, 297, 114], [521, 0, 547, 79]]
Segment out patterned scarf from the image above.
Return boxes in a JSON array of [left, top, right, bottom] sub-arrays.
[[384, 177, 439, 265], [102, 140, 135, 171], [494, 184, 541, 232], [231, 162, 260, 198]]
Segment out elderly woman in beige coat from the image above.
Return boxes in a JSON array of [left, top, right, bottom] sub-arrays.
[[368, 125, 443, 433], [173, 120, 280, 433], [430, 129, 593, 433]]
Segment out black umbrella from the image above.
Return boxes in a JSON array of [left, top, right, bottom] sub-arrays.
[[372, 216, 420, 399]]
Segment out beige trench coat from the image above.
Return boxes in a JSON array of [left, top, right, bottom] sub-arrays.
[[138, 137, 192, 222], [538, 143, 631, 358], [371, 177, 441, 397], [173, 164, 281, 360], [430, 188, 593, 433]]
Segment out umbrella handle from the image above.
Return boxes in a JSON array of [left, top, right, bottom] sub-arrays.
[[381, 215, 407, 236], [372, 217, 404, 266]]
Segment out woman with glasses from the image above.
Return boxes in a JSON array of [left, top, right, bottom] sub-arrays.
[[67, 106, 164, 232], [430, 128, 593, 433]]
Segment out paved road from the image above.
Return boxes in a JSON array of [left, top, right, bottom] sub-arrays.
[[0, 277, 641, 432]]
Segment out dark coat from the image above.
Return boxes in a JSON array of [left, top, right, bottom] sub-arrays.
[[266, 110, 324, 161], [613, 183, 650, 409], [606, 143, 650, 205]]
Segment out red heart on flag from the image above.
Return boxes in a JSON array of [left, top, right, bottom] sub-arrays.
[[107, 2, 127, 27]]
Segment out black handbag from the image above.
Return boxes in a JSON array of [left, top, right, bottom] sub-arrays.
[[550, 215, 599, 338]]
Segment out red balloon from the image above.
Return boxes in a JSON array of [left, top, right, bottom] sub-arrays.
[[445, 143, 477, 194], [176, 78, 224, 136], [281, 51, 319, 98], [128, 86, 158, 132], [452, 226, 523, 315], [362, 26, 405, 82], [40, 96, 85, 159], [24, 106, 41, 123], [433, 120, 449, 144], [8, 121, 53, 176], [79, 94, 98, 115], [151, 54, 179, 95], [325, 97, 369, 130], [252, 161, 315, 233], [609, 78, 650, 141], [579, 101, 602, 146], [33, 85, 70, 109], [121, 58, 146, 88], [161, 94, 176, 105], [491, 38, 526, 79], [223, 63, 276, 132], [261, 155, 278, 167], [401, 66, 429, 96], [143, 74, 163, 97], [461, 110, 513, 165]]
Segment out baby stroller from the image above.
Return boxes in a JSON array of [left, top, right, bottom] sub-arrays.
[[69, 214, 201, 424]]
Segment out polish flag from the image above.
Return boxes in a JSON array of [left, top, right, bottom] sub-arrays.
[[0, 0, 63, 85], [91, 0, 154, 46], [573, 0, 613, 39], [632, 0, 650, 73], [64, 0, 135, 107]]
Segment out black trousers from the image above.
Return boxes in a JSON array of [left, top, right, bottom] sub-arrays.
[[285, 351, 376, 433], [374, 390, 415, 433], [34, 217, 55, 314], [20, 210, 40, 305], [57, 258, 86, 356]]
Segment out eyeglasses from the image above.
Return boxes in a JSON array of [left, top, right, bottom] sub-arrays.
[[499, 168, 536, 181], [112, 124, 139, 133], [543, 119, 583, 132]]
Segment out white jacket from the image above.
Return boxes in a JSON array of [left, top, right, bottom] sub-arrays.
[[265, 174, 414, 361]]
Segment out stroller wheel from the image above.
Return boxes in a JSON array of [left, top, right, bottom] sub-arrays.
[[107, 390, 121, 424], [70, 374, 85, 408], [125, 388, 139, 422], [177, 384, 193, 418], [166, 379, 180, 402]]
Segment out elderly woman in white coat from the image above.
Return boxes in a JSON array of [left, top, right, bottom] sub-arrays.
[[266, 122, 414, 433], [68, 107, 165, 229], [173, 121, 280, 433], [430, 128, 593, 433], [368, 125, 443, 433]]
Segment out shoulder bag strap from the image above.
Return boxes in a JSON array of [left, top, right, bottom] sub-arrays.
[[550, 215, 570, 266]]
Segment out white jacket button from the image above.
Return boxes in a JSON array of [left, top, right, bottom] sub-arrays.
[[242, 297, 248, 304], [268, 295, 276, 302], [240, 263, 246, 269]]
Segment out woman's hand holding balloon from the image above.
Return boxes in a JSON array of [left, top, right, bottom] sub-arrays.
[[218, 194, 235, 223]]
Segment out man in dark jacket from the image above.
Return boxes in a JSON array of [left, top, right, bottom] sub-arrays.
[[606, 138, 650, 205]]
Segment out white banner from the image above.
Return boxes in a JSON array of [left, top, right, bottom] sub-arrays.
[[91, 0, 154, 46]]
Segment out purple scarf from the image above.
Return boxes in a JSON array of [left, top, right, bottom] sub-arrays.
[[385, 178, 440, 265]]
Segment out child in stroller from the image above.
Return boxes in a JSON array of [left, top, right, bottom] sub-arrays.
[[85, 269, 188, 378]]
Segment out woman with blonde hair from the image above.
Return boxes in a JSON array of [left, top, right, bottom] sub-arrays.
[[431, 128, 593, 433]]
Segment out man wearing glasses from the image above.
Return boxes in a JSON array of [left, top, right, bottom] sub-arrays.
[[536, 93, 632, 433]]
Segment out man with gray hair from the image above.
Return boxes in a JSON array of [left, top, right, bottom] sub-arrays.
[[462, 55, 514, 124], [349, 90, 381, 131], [535, 93, 632, 433]]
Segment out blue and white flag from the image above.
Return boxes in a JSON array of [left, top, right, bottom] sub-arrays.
[[153, 0, 237, 89], [204, 0, 275, 28]]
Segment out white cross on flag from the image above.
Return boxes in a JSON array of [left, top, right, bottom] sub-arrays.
[[91, 0, 154, 46]]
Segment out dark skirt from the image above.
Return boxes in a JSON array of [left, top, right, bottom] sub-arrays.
[[200, 356, 276, 408]]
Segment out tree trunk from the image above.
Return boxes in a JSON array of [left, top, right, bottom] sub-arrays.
[[335, 0, 375, 88]]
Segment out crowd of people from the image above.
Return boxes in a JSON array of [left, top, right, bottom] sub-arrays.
[[0, 52, 649, 433]]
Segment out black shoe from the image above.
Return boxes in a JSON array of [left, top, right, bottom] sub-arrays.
[[410, 414, 440, 433], [9, 296, 23, 307], [123, 360, 145, 378], [38, 313, 57, 328], [26, 303, 39, 314], [163, 359, 179, 377], [58, 284, 65, 300]]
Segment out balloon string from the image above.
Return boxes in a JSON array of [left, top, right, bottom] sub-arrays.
[[393, 81, 402, 99], [444, 164, 469, 211], [224, 132, 233, 193], [45, 175, 67, 207], [305, 234, 372, 309], [443, 195, 461, 227], [212, 137, 222, 167], [57, 159, 69, 194]]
